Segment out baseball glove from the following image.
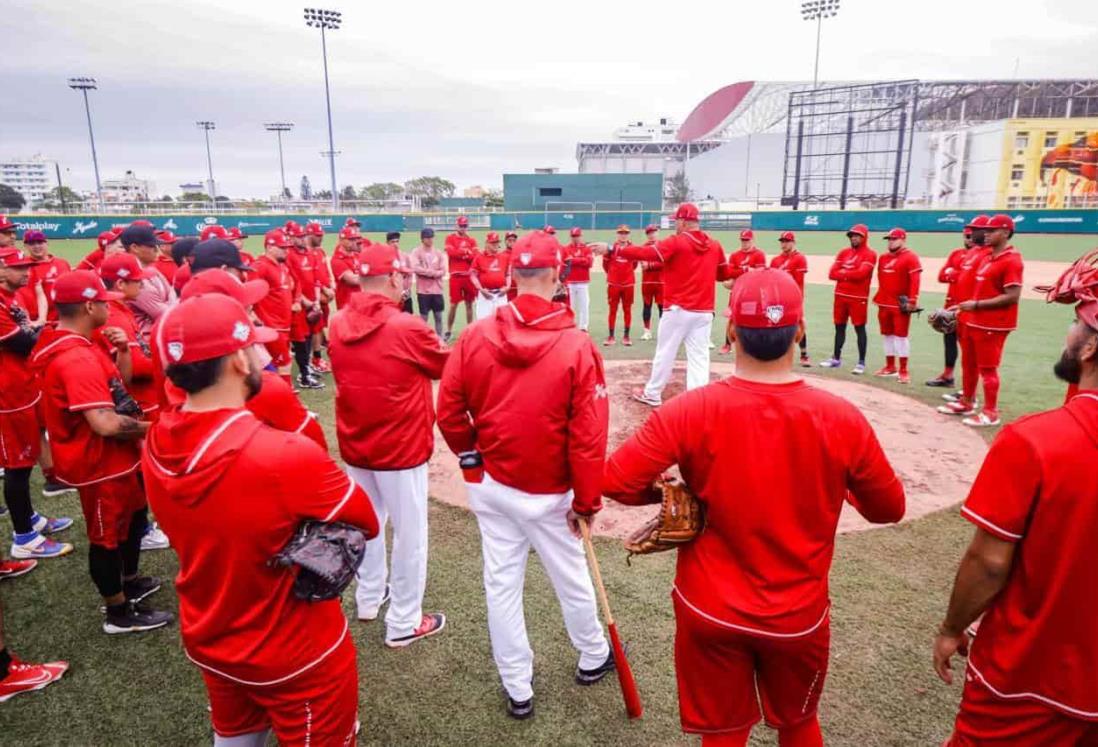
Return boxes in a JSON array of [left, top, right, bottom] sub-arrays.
[[108, 377, 144, 418], [306, 305, 324, 326], [623, 477, 705, 561], [927, 308, 958, 334], [270, 521, 368, 602], [897, 294, 924, 316]]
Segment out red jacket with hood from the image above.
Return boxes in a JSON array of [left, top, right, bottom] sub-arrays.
[[619, 230, 732, 312], [828, 245, 877, 299], [329, 293, 449, 470], [143, 408, 378, 685], [437, 294, 609, 514]]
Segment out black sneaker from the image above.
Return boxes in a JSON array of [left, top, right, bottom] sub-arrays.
[[124, 576, 162, 603], [507, 696, 534, 720], [103, 600, 174, 635], [925, 376, 955, 388], [298, 376, 325, 390], [575, 649, 617, 685], [41, 481, 76, 497]]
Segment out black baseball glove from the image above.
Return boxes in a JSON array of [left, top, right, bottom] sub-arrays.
[[108, 377, 144, 418], [898, 294, 924, 316], [270, 521, 368, 602]]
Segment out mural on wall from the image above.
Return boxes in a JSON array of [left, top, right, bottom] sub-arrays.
[[1041, 132, 1098, 208]]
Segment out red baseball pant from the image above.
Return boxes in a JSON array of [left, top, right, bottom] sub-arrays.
[[607, 284, 635, 333], [834, 295, 869, 326], [0, 405, 41, 469]]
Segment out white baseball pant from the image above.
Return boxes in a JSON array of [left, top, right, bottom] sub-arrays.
[[475, 293, 509, 321], [642, 306, 714, 402], [350, 463, 429, 640], [466, 473, 609, 702], [567, 282, 590, 331]]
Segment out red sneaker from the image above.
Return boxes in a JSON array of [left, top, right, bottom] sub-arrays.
[[897, 371, 911, 384], [385, 613, 447, 649], [602, 337, 616, 347], [311, 358, 331, 374], [719, 344, 731, 355], [0, 559, 37, 581], [873, 367, 899, 378], [0, 657, 69, 703], [622, 336, 632, 347]]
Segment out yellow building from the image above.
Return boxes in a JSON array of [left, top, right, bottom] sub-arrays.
[[994, 117, 1098, 209]]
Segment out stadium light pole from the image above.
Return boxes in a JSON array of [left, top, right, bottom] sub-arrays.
[[67, 77, 104, 212], [196, 121, 217, 211], [264, 122, 294, 205], [304, 7, 341, 211], [801, 0, 840, 89]]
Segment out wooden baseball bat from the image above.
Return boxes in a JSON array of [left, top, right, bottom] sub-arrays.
[[580, 520, 643, 720]]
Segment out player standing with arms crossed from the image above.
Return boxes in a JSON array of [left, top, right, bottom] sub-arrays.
[[437, 231, 613, 720], [770, 231, 812, 367], [471, 233, 511, 321], [926, 226, 975, 388], [603, 226, 639, 347], [329, 242, 449, 644], [819, 224, 876, 375], [639, 224, 663, 341], [872, 228, 922, 384], [445, 216, 478, 341], [933, 259, 1098, 745], [563, 228, 593, 332], [718, 229, 767, 355]]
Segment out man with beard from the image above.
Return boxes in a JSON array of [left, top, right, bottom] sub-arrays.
[[819, 225, 876, 375], [933, 252, 1098, 746], [330, 226, 363, 310], [872, 228, 922, 384]]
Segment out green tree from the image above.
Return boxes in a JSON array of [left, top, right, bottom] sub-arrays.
[[340, 185, 357, 201], [282, 187, 293, 200], [359, 182, 404, 201], [0, 184, 26, 211], [315, 189, 333, 200], [33, 186, 84, 211], [484, 188, 504, 209], [178, 191, 212, 207], [158, 194, 174, 203], [404, 176, 455, 209], [667, 171, 692, 204]]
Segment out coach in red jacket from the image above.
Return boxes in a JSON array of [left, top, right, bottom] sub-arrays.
[[820, 224, 877, 374], [437, 230, 612, 720], [603, 269, 905, 747], [328, 242, 449, 647]]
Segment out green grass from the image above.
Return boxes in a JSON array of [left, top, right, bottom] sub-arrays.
[[0, 231, 1089, 744]]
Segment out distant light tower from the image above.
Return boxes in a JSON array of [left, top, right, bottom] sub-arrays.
[[67, 77, 104, 212], [304, 7, 342, 211], [264, 122, 295, 204], [801, 0, 841, 89], [196, 121, 217, 209]]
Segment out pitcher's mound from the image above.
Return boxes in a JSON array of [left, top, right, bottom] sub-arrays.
[[428, 360, 987, 540]]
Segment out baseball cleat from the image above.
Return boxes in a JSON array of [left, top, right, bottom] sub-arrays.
[[140, 523, 170, 551], [640, 329, 652, 341], [357, 584, 391, 622], [576, 648, 618, 686], [963, 411, 1002, 428], [41, 481, 75, 498], [800, 354, 812, 368], [819, 358, 841, 368], [0, 559, 37, 581], [0, 657, 69, 703], [622, 336, 632, 347], [507, 695, 534, 721], [97, 576, 164, 612], [298, 375, 325, 390], [937, 401, 978, 416], [10, 536, 73, 560], [873, 367, 899, 378], [311, 357, 331, 374], [942, 391, 964, 403], [385, 612, 446, 649], [102, 600, 174, 635], [925, 376, 955, 388], [851, 363, 866, 375], [630, 390, 661, 408], [602, 336, 616, 347], [897, 372, 911, 384]]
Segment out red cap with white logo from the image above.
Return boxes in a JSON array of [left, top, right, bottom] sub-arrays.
[[304, 222, 324, 237], [486, 232, 500, 243], [52, 270, 124, 303], [510, 231, 561, 269], [338, 226, 360, 241], [883, 227, 907, 240], [985, 214, 1015, 232], [264, 229, 294, 249], [158, 294, 278, 365], [0, 247, 36, 268], [179, 268, 270, 307], [569, 227, 582, 238], [645, 224, 659, 234], [740, 229, 754, 240], [358, 243, 406, 277], [778, 231, 796, 242], [456, 216, 469, 228], [675, 203, 699, 221], [283, 221, 306, 238], [100, 253, 155, 282], [729, 269, 804, 329]]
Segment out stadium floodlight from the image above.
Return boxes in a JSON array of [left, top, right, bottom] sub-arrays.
[[304, 7, 342, 211], [67, 77, 104, 212], [196, 121, 218, 210], [264, 122, 295, 204], [801, 0, 841, 89]]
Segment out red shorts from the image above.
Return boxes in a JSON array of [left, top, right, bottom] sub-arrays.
[[968, 328, 1009, 369], [78, 471, 146, 549], [202, 635, 359, 745], [834, 295, 869, 326], [290, 308, 325, 343], [672, 594, 829, 734], [449, 275, 476, 304], [877, 306, 912, 337], [946, 666, 1098, 746], [265, 332, 291, 368], [0, 404, 42, 469], [642, 282, 664, 308]]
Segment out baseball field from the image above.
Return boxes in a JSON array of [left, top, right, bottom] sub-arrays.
[[1, 229, 1093, 745]]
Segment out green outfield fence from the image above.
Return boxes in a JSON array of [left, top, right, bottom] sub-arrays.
[[9, 208, 1098, 240]]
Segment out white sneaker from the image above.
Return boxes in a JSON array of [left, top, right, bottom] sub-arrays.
[[708, 341, 716, 349], [640, 330, 651, 341], [140, 524, 170, 551], [852, 363, 866, 375], [963, 411, 1002, 428], [630, 391, 661, 408], [357, 584, 391, 621], [819, 358, 841, 368]]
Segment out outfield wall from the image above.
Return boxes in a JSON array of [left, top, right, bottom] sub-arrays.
[[9, 208, 1098, 240]]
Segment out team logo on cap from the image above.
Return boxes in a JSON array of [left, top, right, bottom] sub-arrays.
[[82, 287, 97, 300], [117, 268, 131, 278], [361, 263, 369, 274], [231, 321, 250, 342], [765, 305, 785, 325], [392, 259, 400, 269], [519, 253, 532, 266], [167, 341, 184, 362]]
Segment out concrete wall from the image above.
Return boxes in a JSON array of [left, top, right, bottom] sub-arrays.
[[502, 173, 663, 212], [684, 134, 786, 202]]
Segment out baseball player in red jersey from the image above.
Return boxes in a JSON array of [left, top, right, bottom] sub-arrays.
[[872, 228, 922, 383], [21, 230, 70, 325], [471, 233, 511, 321], [226, 227, 255, 266], [639, 224, 663, 340], [145, 293, 378, 745], [602, 226, 639, 346], [95, 254, 161, 421], [329, 226, 362, 309], [938, 216, 993, 408], [77, 227, 123, 271], [285, 225, 327, 388], [251, 229, 298, 385], [819, 224, 876, 374], [444, 215, 478, 341], [943, 215, 1023, 427], [603, 269, 905, 747], [770, 232, 811, 367], [0, 245, 73, 561], [503, 231, 520, 301], [33, 271, 173, 634], [304, 222, 335, 373], [933, 275, 1098, 745], [437, 231, 613, 720], [927, 226, 976, 388], [718, 229, 767, 354], [329, 242, 449, 644], [153, 231, 179, 285], [563, 227, 593, 331]]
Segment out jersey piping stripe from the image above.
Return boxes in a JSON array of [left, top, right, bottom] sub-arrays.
[[185, 619, 348, 687], [0, 392, 41, 414], [321, 480, 357, 523], [968, 659, 1098, 719], [672, 586, 830, 639], [960, 505, 1023, 540], [184, 411, 254, 475]]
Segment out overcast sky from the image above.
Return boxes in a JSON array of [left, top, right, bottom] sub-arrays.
[[4, 0, 1096, 199]]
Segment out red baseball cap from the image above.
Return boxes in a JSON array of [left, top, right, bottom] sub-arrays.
[[486, 231, 500, 243], [304, 222, 324, 237], [505, 231, 518, 239], [226, 227, 246, 240], [99, 253, 155, 282], [0, 215, 17, 232], [963, 226, 974, 237], [569, 227, 583, 238], [543, 225, 556, 235], [778, 231, 796, 242], [23, 230, 47, 243], [965, 214, 990, 229], [345, 217, 361, 228], [1079, 299, 1098, 330], [97, 228, 123, 250], [846, 224, 869, 238], [179, 268, 269, 306], [456, 216, 470, 228], [156, 230, 178, 244], [616, 225, 631, 234], [200, 225, 228, 241], [675, 203, 699, 221], [645, 224, 659, 234], [264, 229, 294, 249], [511, 231, 561, 269], [729, 269, 804, 329], [739, 229, 754, 240], [358, 243, 407, 277], [338, 226, 360, 241], [0, 247, 36, 268], [985, 214, 1015, 232], [883, 227, 907, 240], [158, 294, 278, 366], [283, 220, 306, 238], [52, 270, 123, 303], [131, 220, 154, 228]]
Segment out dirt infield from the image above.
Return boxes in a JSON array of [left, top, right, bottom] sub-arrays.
[[427, 360, 988, 540]]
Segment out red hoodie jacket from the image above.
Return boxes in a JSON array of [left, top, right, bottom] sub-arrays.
[[619, 230, 732, 312], [93, 299, 158, 417], [329, 293, 449, 470], [437, 295, 609, 514], [563, 242, 593, 284], [445, 233, 478, 275], [828, 245, 877, 299], [143, 408, 378, 685]]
